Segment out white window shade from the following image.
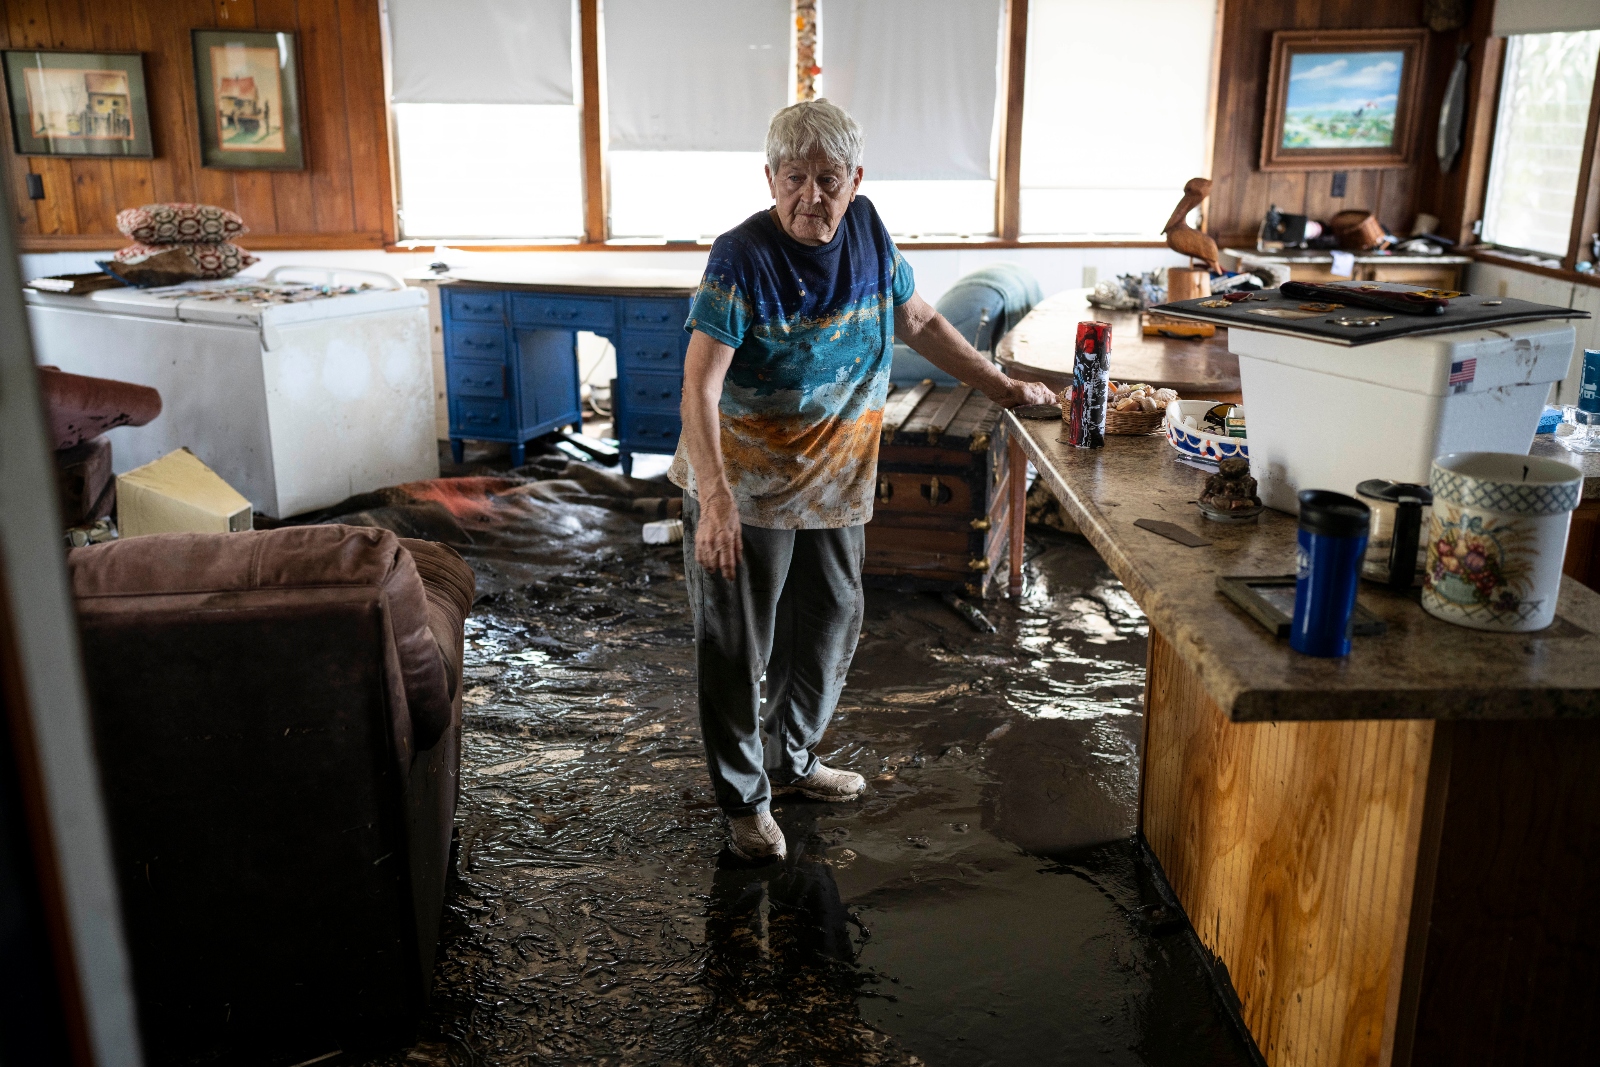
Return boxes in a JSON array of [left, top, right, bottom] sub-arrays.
[[1019, 0, 1216, 236], [387, 0, 574, 105], [1494, 0, 1600, 36], [822, 0, 1002, 180], [605, 0, 789, 152]]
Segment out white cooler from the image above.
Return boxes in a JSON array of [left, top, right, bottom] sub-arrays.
[[1231, 320, 1576, 513], [26, 267, 439, 518]]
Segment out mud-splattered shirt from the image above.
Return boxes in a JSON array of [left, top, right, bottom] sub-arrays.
[[667, 198, 915, 529]]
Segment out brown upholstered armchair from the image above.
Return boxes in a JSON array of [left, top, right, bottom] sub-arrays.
[[68, 525, 474, 1064]]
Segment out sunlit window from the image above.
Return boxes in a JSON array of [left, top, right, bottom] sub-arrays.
[[607, 152, 772, 240], [394, 104, 585, 241], [1019, 0, 1216, 237], [1481, 31, 1600, 258], [861, 180, 996, 238]]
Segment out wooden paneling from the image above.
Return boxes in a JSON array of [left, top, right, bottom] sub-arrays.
[[993, 0, 1027, 241], [578, 0, 606, 245], [1406, 720, 1600, 1065], [1142, 627, 1437, 1067], [1207, 1, 1437, 249], [0, 0, 393, 251]]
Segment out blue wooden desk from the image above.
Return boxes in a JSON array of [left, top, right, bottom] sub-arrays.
[[438, 269, 701, 472]]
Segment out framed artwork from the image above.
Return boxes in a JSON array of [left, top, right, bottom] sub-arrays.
[[2, 50, 153, 157], [191, 29, 304, 170], [1260, 29, 1428, 171]]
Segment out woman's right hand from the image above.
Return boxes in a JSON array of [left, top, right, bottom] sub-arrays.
[[696, 488, 743, 580]]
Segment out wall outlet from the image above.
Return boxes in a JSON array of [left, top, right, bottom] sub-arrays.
[[1082, 266, 1099, 288], [1330, 171, 1347, 198], [25, 173, 43, 200]]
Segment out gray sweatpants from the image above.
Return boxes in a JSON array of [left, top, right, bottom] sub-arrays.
[[682, 497, 866, 818]]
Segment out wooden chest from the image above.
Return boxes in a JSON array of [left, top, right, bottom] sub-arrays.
[[864, 382, 1018, 598]]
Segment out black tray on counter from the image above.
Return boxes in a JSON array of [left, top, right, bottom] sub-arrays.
[[1154, 281, 1588, 346]]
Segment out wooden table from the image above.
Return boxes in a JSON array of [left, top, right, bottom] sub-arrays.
[[996, 287, 1241, 399], [1004, 420, 1600, 1067]]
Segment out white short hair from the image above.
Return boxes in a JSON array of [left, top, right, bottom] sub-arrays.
[[765, 99, 864, 174]]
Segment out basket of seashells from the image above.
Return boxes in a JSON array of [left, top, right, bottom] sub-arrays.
[[1105, 382, 1178, 434]]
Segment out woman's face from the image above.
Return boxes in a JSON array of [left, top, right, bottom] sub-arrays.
[[766, 154, 862, 246]]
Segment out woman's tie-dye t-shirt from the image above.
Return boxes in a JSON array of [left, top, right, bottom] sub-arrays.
[[667, 197, 915, 530]]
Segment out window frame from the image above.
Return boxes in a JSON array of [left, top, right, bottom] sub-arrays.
[[383, 0, 1206, 251], [1474, 31, 1600, 274]]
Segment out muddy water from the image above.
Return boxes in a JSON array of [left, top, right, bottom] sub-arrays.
[[364, 531, 1258, 1067]]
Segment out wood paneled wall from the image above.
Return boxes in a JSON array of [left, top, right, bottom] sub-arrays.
[[1207, 0, 1476, 250], [0, 0, 393, 252]]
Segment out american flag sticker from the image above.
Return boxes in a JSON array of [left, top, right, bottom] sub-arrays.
[[1449, 358, 1477, 394]]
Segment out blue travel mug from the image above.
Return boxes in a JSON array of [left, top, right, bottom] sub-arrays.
[[1291, 490, 1370, 657], [1580, 348, 1600, 414]]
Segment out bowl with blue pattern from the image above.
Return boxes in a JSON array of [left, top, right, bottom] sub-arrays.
[[1165, 399, 1249, 463]]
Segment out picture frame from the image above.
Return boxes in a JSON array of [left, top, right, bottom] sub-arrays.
[[2, 50, 153, 158], [1259, 29, 1428, 172], [191, 28, 305, 170]]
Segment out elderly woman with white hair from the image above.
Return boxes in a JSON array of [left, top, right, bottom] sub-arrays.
[[669, 99, 1054, 861]]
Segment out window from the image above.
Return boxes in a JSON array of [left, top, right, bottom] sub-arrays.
[[823, 0, 1004, 237], [387, 0, 584, 242], [1018, 0, 1217, 237], [604, 0, 789, 240], [1481, 30, 1600, 258], [394, 105, 584, 241]]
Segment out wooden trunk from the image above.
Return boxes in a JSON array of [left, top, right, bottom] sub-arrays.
[[864, 383, 1015, 598]]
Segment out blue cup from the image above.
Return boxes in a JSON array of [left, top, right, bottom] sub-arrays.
[[1291, 490, 1371, 657], [1579, 348, 1600, 415]]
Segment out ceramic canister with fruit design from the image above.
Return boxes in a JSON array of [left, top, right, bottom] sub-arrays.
[[1421, 452, 1583, 632]]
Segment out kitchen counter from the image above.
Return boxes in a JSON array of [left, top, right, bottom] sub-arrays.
[[1007, 415, 1600, 1066], [1008, 419, 1600, 721]]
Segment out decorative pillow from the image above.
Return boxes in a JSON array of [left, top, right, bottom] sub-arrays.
[[116, 202, 248, 244], [100, 242, 260, 287]]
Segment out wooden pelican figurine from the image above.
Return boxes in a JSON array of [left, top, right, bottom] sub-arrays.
[[1163, 177, 1220, 274]]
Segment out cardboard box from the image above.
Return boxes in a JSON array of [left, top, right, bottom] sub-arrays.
[[116, 448, 252, 538]]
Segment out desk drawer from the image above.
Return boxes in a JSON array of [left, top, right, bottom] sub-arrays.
[[623, 371, 681, 413], [447, 289, 504, 322], [618, 334, 684, 372], [511, 294, 614, 331], [621, 297, 687, 332], [447, 324, 509, 362], [448, 359, 507, 399], [621, 411, 681, 447], [454, 398, 512, 436]]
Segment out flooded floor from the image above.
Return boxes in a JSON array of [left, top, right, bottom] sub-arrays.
[[355, 476, 1260, 1067]]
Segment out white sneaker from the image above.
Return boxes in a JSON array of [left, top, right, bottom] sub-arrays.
[[728, 810, 787, 861], [774, 763, 867, 802]]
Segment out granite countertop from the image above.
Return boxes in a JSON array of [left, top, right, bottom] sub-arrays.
[[1530, 434, 1600, 500], [1009, 415, 1600, 722]]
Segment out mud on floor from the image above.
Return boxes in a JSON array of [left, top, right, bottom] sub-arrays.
[[358, 528, 1259, 1067]]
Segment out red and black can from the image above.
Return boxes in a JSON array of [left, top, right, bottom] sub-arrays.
[[1066, 321, 1112, 448]]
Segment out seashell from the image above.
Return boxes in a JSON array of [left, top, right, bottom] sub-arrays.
[[1137, 395, 1158, 412], [1153, 388, 1178, 404], [1115, 397, 1139, 412]]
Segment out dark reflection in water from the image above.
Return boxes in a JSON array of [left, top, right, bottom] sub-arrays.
[[356, 529, 1258, 1067]]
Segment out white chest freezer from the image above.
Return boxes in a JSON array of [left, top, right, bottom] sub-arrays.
[[25, 266, 440, 518], [1231, 319, 1576, 512]]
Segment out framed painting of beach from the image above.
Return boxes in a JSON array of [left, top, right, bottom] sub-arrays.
[[191, 29, 304, 170], [1260, 29, 1427, 171], [2, 50, 152, 157]]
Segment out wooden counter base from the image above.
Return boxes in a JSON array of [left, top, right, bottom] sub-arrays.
[[1144, 626, 1600, 1066], [1010, 415, 1600, 1065]]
